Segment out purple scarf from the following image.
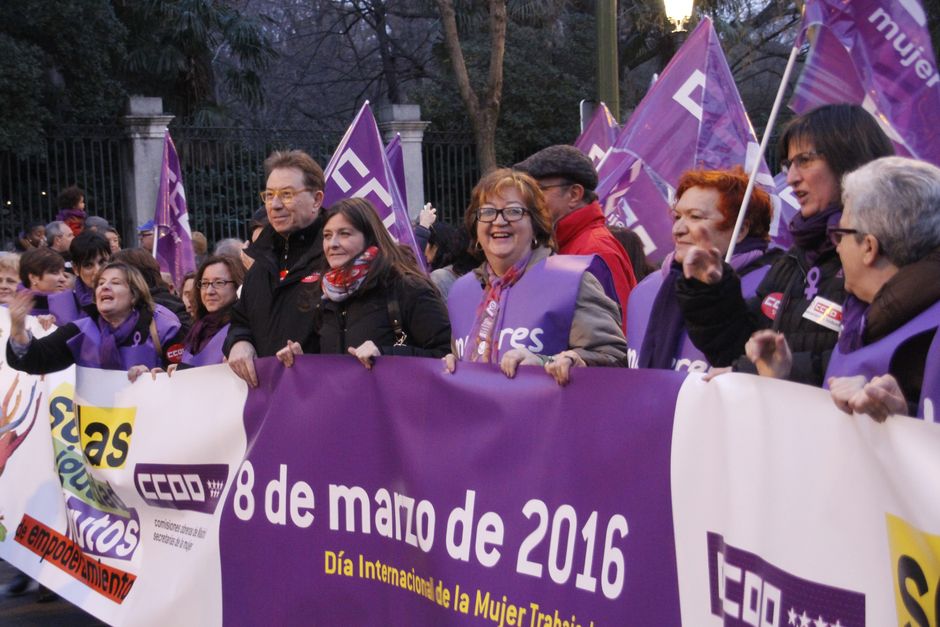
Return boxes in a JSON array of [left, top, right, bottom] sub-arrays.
[[97, 311, 141, 370], [639, 237, 769, 369], [74, 280, 95, 310], [788, 204, 841, 261], [185, 308, 231, 355], [466, 251, 533, 363]]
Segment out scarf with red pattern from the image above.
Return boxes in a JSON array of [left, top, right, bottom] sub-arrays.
[[321, 246, 379, 302]]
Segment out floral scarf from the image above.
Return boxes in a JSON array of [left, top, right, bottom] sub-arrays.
[[321, 246, 379, 303]]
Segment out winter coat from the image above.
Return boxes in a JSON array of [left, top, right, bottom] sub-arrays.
[[224, 219, 325, 358]]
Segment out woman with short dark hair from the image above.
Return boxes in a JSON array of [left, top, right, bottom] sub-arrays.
[[676, 104, 895, 384], [48, 231, 112, 324]]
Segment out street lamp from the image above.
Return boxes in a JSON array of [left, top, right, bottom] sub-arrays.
[[663, 0, 693, 32]]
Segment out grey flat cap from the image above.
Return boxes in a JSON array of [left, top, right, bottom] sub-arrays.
[[515, 144, 598, 191]]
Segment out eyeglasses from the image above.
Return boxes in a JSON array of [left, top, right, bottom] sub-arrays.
[[259, 188, 312, 205], [780, 151, 824, 174], [826, 226, 861, 247], [476, 206, 529, 223], [199, 279, 236, 290], [538, 181, 573, 191]]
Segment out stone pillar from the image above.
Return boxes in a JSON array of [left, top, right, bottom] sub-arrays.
[[121, 96, 174, 240], [377, 104, 430, 219]]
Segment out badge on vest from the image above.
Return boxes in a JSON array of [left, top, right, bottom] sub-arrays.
[[802, 296, 842, 332]]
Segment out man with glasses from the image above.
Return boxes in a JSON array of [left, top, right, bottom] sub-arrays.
[[224, 150, 326, 387], [515, 145, 636, 331]]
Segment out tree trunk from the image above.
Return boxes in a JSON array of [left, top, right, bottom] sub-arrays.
[[435, 0, 506, 173]]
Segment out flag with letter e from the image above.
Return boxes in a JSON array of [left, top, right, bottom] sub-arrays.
[[793, 0, 940, 166], [154, 131, 195, 287], [323, 102, 424, 268]]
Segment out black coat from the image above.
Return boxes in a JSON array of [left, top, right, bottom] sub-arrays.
[[316, 273, 451, 358], [676, 246, 844, 385], [224, 219, 325, 358]]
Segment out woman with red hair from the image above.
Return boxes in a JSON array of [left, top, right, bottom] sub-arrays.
[[627, 167, 779, 372]]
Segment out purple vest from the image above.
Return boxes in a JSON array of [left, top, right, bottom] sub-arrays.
[[920, 330, 940, 421], [627, 261, 770, 372], [66, 305, 181, 369], [448, 255, 603, 361], [181, 323, 229, 367], [824, 298, 940, 419]]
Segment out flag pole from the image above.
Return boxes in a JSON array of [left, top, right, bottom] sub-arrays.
[[724, 41, 801, 262]]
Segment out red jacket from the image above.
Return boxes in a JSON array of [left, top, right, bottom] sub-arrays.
[[555, 201, 636, 331]]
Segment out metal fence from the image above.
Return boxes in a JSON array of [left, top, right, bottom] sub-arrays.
[[422, 131, 479, 224], [0, 126, 127, 250], [0, 125, 480, 251]]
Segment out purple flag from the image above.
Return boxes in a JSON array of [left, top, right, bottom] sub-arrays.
[[596, 150, 674, 260], [793, 0, 940, 165], [598, 17, 781, 257], [154, 131, 196, 287], [323, 103, 425, 269], [574, 102, 619, 167], [385, 134, 408, 209]]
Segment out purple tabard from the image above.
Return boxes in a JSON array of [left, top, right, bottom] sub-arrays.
[[627, 260, 770, 372], [921, 329, 940, 420], [66, 305, 181, 369], [448, 255, 598, 360], [825, 298, 940, 419], [181, 323, 229, 367], [47, 290, 83, 326]]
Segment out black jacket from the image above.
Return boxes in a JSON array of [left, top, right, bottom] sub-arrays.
[[676, 245, 845, 385], [316, 273, 451, 358], [224, 219, 326, 358]]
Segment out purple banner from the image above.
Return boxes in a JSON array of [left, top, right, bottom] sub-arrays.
[[794, 0, 940, 166], [574, 103, 619, 167], [219, 356, 686, 625], [323, 103, 425, 269], [154, 131, 196, 287]]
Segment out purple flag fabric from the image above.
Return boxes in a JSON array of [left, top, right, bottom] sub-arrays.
[[573, 102, 619, 167], [385, 134, 408, 209], [599, 18, 780, 260], [154, 131, 196, 287], [793, 0, 940, 165], [324, 103, 425, 270], [220, 355, 686, 625], [596, 150, 674, 260]]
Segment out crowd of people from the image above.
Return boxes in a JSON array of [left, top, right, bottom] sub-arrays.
[[3, 103, 938, 425]]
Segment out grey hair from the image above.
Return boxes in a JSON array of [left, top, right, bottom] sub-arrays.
[[842, 156, 940, 267], [45, 220, 69, 246], [213, 237, 245, 259]]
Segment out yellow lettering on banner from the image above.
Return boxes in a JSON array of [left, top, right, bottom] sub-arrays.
[[887, 513, 940, 627], [77, 405, 136, 469]]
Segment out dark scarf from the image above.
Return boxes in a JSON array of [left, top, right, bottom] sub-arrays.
[[788, 204, 841, 260], [185, 308, 231, 355], [640, 237, 769, 369], [97, 310, 141, 370], [838, 249, 940, 352]]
